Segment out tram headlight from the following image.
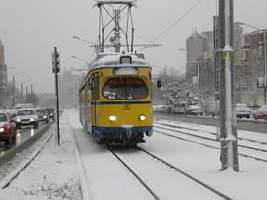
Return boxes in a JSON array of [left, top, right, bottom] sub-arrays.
[[108, 115, 117, 122], [139, 114, 146, 121], [0, 128, 4, 133]]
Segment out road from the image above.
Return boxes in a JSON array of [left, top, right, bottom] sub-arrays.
[[0, 121, 50, 157], [154, 112, 267, 134]]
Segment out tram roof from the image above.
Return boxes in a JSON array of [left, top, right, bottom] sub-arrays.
[[90, 52, 151, 69]]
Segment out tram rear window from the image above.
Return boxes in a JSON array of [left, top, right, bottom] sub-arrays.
[[103, 77, 148, 100]]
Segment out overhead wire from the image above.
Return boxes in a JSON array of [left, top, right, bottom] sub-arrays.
[[151, 0, 206, 43]]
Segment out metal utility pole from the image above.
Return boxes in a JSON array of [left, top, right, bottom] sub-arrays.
[[52, 46, 60, 146], [264, 31, 267, 104], [114, 9, 121, 52], [26, 86, 29, 102], [12, 76, 15, 107], [197, 60, 200, 100], [20, 83, 24, 103], [218, 0, 239, 171]]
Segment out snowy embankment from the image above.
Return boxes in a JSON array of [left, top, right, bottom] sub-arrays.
[[151, 119, 267, 200], [0, 111, 81, 200]]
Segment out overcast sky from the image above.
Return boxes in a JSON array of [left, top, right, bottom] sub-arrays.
[[0, 0, 267, 93]]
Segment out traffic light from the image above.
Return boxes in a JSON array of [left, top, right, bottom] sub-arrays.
[[52, 47, 60, 73], [157, 80, 162, 88]]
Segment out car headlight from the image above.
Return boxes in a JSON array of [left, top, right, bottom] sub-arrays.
[[108, 115, 117, 122], [139, 114, 146, 121], [0, 128, 4, 133], [16, 119, 21, 122], [43, 116, 47, 118], [30, 118, 35, 122]]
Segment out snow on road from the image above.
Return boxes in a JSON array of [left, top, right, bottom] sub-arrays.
[[151, 119, 267, 200], [1, 110, 267, 200], [68, 110, 155, 200], [0, 112, 81, 200]]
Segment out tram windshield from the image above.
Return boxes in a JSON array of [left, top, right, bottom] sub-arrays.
[[103, 77, 148, 100]]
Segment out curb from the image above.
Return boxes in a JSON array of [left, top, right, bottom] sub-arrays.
[[0, 121, 54, 167]]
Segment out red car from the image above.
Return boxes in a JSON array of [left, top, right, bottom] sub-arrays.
[[0, 112, 17, 145], [254, 105, 267, 120]]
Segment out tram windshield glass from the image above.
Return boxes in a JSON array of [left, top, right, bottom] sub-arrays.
[[103, 77, 148, 100]]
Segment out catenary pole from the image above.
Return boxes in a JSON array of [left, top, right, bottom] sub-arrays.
[[219, 0, 239, 171], [264, 31, 267, 104], [12, 76, 15, 107]]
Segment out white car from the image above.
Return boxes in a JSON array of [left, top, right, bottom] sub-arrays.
[[235, 104, 251, 118], [15, 109, 39, 129]]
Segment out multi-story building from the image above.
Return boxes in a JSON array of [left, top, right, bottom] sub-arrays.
[[186, 31, 207, 80], [185, 31, 215, 103], [0, 38, 7, 108], [238, 31, 267, 106]]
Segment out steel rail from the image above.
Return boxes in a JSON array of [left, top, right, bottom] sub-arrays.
[[154, 112, 267, 134], [68, 114, 159, 200], [108, 147, 161, 200], [156, 121, 267, 145], [154, 124, 267, 153], [154, 129, 267, 163], [137, 146, 233, 200]]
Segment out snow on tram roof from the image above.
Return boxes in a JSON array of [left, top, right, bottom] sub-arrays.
[[90, 52, 151, 68]]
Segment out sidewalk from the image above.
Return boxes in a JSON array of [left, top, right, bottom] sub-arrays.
[[0, 110, 81, 200]]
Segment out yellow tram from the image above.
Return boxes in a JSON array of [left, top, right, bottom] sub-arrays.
[[79, 52, 153, 145]]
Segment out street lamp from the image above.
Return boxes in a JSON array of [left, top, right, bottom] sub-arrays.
[[10, 71, 26, 106], [72, 35, 96, 46], [70, 56, 90, 66], [237, 22, 267, 104]]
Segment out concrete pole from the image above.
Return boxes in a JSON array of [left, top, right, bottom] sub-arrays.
[[12, 76, 15, 107], [219, 0, 239, 171], [26, 86, 28, 102], [197, 60, 200, 100], [263, 31, 267, 104], [20, 83, 24, 103]]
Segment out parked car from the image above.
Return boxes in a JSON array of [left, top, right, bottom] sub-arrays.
[[235, 103, 251, 118], [254, 105, 267, 120], [172, 102, 186, 114], [153, 105, 168, 113], [185, 105, 203, 116], [46, 108, 55, 119], [36, 108, 49, 124], [15, 109, 39, 129], [0, 111, 16, 145]]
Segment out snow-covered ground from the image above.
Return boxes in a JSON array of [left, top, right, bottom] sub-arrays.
[[0, 112, 81, 200], [1, 110, 267, 200]]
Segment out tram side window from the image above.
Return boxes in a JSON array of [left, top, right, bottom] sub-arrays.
[[92, 76, 100, 100]]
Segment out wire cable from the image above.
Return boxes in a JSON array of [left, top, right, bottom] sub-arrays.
[[152, 0, 206, 42]]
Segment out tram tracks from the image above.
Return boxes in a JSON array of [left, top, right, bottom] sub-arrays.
[[156, 122, 267, 146], [108, 146, 233, 200], [71, 122, 232, 199], [154, 122, 267, 163]]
